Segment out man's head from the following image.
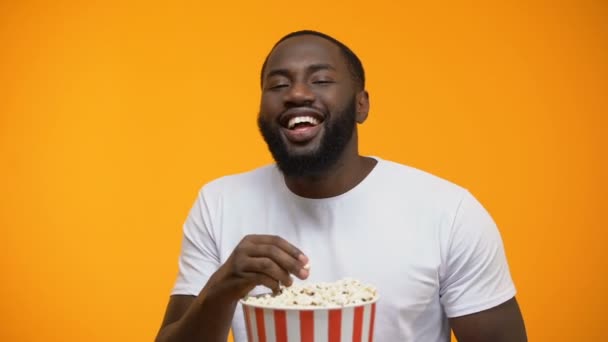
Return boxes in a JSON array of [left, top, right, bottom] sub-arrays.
[[260, 30, 366, 91], [257, 30, 370, 178]]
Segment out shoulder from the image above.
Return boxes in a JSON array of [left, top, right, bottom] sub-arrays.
[[197, 163, 280, 199], [373, 156, 467, 205]]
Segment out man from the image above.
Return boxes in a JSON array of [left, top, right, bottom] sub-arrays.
[[155, 30, 527, 342]]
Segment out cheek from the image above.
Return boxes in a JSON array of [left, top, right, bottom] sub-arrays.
[[260, 94, 283, 115], [319, 88, 349, 106]]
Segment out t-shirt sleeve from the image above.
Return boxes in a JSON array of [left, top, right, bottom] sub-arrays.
[[439, 190, 516, 318], [170, 187, 220, 296]]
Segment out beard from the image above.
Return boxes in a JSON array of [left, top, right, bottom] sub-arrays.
[[257, 98, 357, 178]]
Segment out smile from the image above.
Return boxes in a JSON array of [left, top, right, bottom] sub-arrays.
[[277, 108, 326, 144], [287, 115, 321, 129]]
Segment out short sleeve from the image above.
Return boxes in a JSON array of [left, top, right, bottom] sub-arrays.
[[170, 187, 220, 296], [439, 190, 516, 318]]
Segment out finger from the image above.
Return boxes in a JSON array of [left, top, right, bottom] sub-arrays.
[[242, 272, 281, 294], [248, 235, 308, 262], [241, 256, 294, 286], [249, 243, 309, 280]]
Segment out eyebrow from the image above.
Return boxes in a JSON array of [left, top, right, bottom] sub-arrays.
[[265, 63, 337, 80]]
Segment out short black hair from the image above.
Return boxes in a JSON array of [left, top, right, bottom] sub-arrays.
[[260, 30, 365, 90]]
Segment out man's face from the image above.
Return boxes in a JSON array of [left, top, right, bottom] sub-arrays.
[[258, 35, 361, 177]]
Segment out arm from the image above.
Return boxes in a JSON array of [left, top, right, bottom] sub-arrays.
[[450, 297, 527, 342], [155, 235, 310, 342], [440, 190, 526, 342], [154, 269, 239, 342]]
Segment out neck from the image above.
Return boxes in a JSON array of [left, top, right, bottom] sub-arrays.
[[282, 140, 377, 199]]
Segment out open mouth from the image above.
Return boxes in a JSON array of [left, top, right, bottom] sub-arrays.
[[287, 115, 321, 130], [279, 110, 326, 143], [279, 110, 325, 130]]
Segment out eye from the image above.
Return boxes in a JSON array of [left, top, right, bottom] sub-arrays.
[[263, 83, 289, 92], [312, 80, 334, 85], [270, 83, 289, 89], [265, 78, 290, 91]]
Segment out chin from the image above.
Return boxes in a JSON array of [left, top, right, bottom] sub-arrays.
[[277, 136, 322, 156], [283, 143, 322, 157]]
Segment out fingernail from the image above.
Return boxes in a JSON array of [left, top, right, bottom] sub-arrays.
[[298, 254, 309, 264]]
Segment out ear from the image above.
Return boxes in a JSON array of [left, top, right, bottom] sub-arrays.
[[355, 90, 370, 124]]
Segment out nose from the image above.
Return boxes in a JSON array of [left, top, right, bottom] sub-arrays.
[[284, 81, 315, 106]]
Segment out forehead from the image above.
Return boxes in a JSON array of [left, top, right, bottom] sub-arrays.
[[264, 35, 347, 75]]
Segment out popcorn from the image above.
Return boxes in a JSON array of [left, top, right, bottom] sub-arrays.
[[242, 278, 377, 308]]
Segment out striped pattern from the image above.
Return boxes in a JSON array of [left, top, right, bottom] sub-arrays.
[[242, 303, 376, 342]]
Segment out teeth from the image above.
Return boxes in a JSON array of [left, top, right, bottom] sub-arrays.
[[287, 116, 320, 129]]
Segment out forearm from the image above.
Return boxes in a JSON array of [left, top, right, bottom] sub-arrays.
[[156, 292, 237, 342], [156, 270, 241, 342]]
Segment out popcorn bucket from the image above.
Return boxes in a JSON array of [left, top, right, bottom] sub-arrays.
[[240, 297, 378, 342]]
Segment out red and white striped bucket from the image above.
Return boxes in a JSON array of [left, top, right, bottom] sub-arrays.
[[240, 298, 378, 342]]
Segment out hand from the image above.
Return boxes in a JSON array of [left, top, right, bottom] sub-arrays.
[[214, 234, 310, 299]]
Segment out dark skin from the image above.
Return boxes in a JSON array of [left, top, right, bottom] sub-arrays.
[[155, 35, 527, 342], [156, 235, 310, 342], [259, 35, 376, 198]]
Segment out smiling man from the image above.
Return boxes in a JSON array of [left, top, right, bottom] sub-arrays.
[[155, 30, 527, 342]]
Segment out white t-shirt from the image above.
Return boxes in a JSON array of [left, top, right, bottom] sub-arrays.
[[171, 157, 516, 341]]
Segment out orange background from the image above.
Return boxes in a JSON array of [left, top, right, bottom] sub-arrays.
[[1, 1, 606, 341]]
